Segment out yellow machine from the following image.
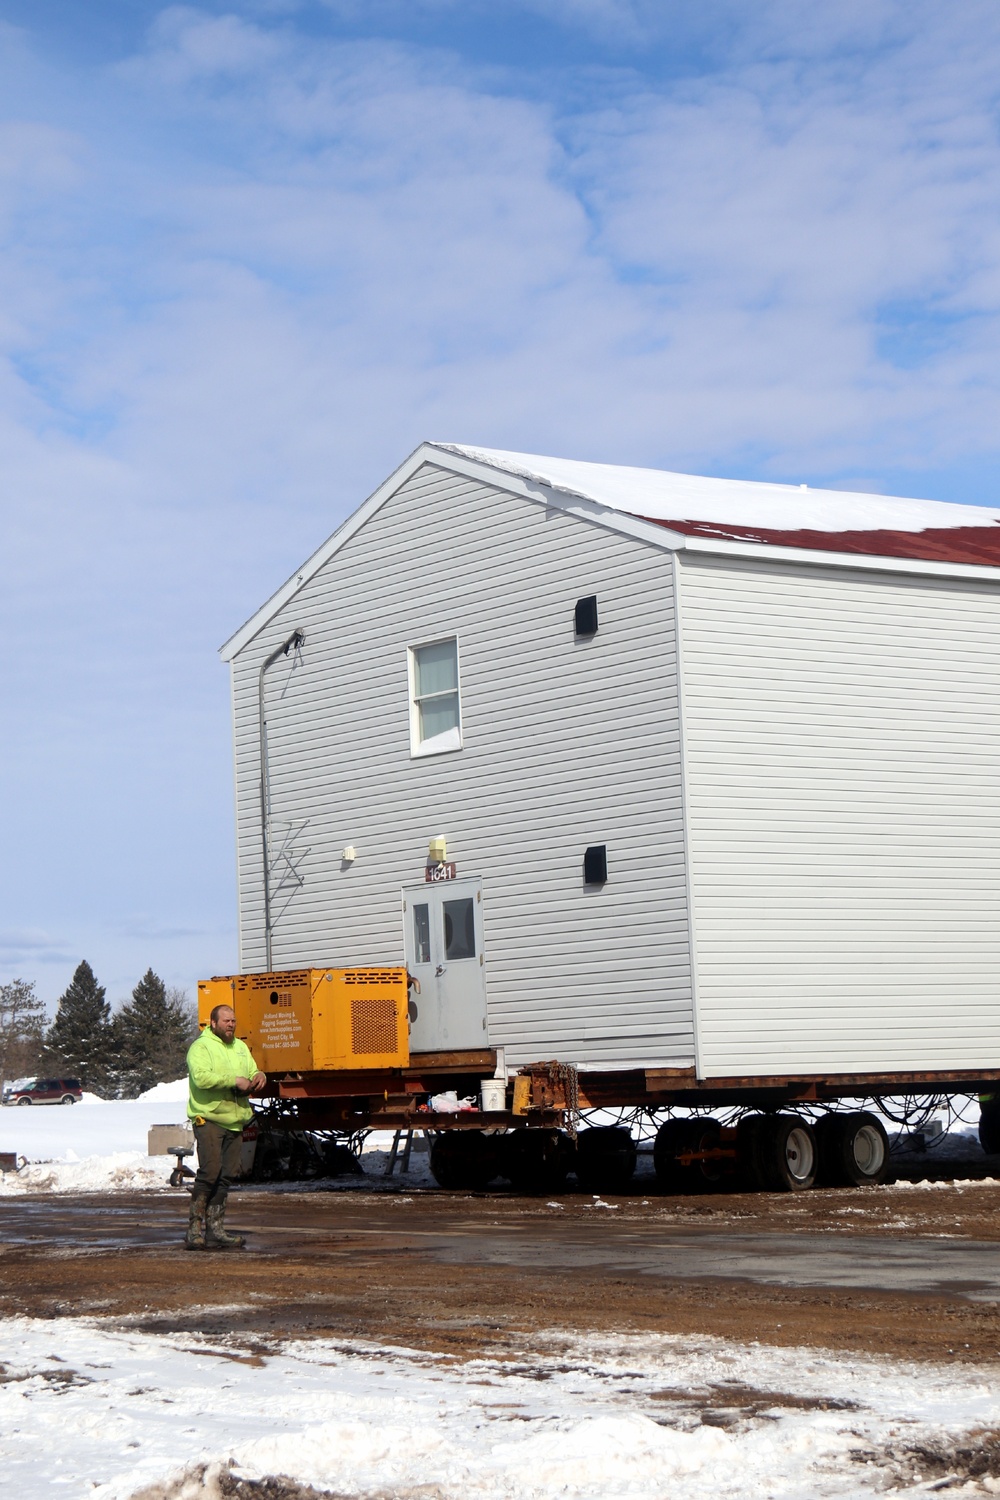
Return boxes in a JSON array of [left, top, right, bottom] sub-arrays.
[[198, 967, 409, 1073]]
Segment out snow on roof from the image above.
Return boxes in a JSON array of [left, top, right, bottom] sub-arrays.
[[433, 444, 1000, 567]]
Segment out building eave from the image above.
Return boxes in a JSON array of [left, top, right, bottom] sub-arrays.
[[220, 443, 1000, 662], [676, 533, 1000, 583]]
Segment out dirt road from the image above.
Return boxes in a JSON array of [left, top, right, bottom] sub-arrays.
[[3, 1180, 1000, 1367]]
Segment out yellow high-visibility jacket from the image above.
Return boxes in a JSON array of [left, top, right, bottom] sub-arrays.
[[186, 1028, 259, 1131]]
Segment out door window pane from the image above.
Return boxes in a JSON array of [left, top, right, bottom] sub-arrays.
[[413, 904, 431, 965], [443, 897, 476, 960]]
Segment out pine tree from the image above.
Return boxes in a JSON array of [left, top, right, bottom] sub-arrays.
[[44, 961, 112, 1094], [0, 979, 47, 1098], [110, 970, 198, 1098]]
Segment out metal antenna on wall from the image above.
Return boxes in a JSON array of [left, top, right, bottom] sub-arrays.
[[258, 628, 305, 970]]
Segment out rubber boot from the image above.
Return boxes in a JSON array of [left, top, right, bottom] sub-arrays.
[[206, 1200, 245, 1251], [185, 1190, 209, 1251]]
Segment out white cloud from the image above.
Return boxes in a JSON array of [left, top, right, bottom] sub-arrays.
[[73, 3, 1000, 486]]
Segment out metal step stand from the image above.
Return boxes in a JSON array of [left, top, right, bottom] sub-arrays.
[[385, 1128, 415, 1177]]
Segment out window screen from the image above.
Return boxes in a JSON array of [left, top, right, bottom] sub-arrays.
[[443, 897, 476, 960]]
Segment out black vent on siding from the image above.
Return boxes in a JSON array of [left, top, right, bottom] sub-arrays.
[[574, 594, 599, 636], [583, 845, 608, 885]]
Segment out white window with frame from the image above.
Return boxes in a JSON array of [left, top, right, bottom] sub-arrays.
[[409, 636, 463, 756]]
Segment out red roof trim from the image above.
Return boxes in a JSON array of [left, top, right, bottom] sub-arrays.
[[641, 516, 1000, 568]]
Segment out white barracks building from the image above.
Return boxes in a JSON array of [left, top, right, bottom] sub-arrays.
[[221, 444, 1000, 1085]]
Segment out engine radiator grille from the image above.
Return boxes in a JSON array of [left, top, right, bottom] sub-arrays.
[[351, 997, 397, 1056]]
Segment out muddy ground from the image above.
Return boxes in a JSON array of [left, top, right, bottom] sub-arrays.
[[3, 1179, 1000, 1367]]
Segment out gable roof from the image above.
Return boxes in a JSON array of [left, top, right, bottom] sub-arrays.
[[221, 441, 1000, 660]]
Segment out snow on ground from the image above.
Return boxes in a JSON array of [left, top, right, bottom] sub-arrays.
[[0, 1092, 194, 1195], [1, 1315, 999, 1499], [0, 1097, 439, 1195], [0, 1094, 191, 1158]]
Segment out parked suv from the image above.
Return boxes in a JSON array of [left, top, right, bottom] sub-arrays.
[[4, 1078, 83, 1106]]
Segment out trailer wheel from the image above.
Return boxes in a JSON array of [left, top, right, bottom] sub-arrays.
[[429, 1131, 499, 1191], [767, 1115, 817, 1191], [740, 1114, 816, 1192], [654, 1117, 724, 1193], [501, 1130, 573, 1194], [979, 1100, 1000, 1156], [817, 1112, 889, 1187], [574, 1127, 637, 1192]]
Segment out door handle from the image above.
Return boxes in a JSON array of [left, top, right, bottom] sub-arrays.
[[435, 965, 445, 977]]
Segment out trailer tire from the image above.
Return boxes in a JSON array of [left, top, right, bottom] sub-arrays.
[[429, 1131, 498, 1191], [501, 1130, 572, 1194], [979, 1101, 1000, 1156], [574, 1127, 637, 1192], [816, 1111, 889, 1187], [739, 1114, 816, 1192], [735, 1114, 771, 1191], [654, 1117, 724, 1193]]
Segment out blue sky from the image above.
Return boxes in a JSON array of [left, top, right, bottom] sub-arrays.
[[3, 0, 1000, 1011]]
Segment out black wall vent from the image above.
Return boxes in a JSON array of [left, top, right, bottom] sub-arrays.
[[583, 844, 608, 885], [574, 594, 599, 636]]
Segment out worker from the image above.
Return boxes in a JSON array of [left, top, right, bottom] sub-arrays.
[[185, 1004, 265, 1251]]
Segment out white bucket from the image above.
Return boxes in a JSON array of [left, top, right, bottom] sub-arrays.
[[480, 1078, 506, 1112]]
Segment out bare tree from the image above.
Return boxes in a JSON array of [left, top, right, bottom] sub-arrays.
[[167, 985, 199, 1035], [0, 979, 47, 1098]]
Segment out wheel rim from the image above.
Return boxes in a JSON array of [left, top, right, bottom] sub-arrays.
[[784, 1126, 814, 1183], [851, 1124, 885, 1176], [696, 1125, 723, 1183]]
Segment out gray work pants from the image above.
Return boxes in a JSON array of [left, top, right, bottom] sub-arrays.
[[193, 1120, 243, 1208]]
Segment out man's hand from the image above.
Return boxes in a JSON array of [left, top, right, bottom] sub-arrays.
[[233, 1075, 251, 1093], [249, 1071, 267, 1094]]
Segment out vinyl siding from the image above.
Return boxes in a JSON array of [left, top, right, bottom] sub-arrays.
[[677, 551, 1000, 1076], [229, 462, 692, 1069]]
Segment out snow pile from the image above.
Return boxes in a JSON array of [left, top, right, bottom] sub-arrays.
[[2, 1152, 178, 1195], [2, 1317, 999, 1500], [136, 1078, 188, 1102], [893, 1175, 999, 1191], [0, 1098, 194, 1195]]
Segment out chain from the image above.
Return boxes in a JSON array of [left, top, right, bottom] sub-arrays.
[[553, 1062, 580, 1140]]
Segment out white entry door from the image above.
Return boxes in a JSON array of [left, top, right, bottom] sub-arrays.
[[402, 877, 488, 1053]]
